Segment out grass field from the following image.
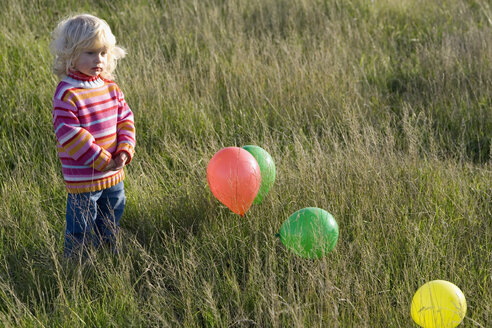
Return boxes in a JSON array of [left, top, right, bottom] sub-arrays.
[[0, 0, 491, 326]]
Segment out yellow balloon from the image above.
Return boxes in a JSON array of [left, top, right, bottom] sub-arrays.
[[411, 280, 467, 328]]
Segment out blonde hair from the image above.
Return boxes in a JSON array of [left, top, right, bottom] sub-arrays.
[[50, 14, 126, 80]]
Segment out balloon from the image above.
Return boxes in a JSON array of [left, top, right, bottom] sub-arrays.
[[277, 207, 339, 259], [411, 280, 467, 328], [242, 145, 276, 204], [207, 147, 261, 216]]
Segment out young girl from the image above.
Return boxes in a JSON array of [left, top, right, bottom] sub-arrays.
[[50, 14, 136, 257]]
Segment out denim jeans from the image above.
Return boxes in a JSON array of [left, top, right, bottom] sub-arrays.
[[64, 181, 125, 257]]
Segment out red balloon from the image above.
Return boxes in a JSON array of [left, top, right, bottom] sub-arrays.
[[207, 147, 261, 216]]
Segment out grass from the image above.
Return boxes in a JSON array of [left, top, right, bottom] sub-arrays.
[[0, 0, 491, 326]]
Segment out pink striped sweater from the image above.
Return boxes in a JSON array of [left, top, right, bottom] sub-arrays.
[[53, 70, 136, 194]]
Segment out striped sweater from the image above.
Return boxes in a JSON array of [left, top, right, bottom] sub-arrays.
[[53, 70, 136, 194]]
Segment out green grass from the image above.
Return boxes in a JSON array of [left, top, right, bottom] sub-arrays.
[[0, 0, 491, 326]]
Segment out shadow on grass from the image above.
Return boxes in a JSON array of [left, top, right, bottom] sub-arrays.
[[121, 186, 215, 254]]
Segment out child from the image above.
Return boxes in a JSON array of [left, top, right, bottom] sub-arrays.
[[50, 14, 136, 257]]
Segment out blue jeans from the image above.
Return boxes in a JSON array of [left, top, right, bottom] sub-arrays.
[[64, 182, 125, 257]]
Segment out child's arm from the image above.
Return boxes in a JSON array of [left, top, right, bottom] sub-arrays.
[[53, 96, 112, 171], [113, 87, 136, 164]]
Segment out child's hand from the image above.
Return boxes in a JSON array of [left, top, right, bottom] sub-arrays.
[[101, 159, 118, 172], [101, 153, 128, 172], [114, 152, 128, 170]]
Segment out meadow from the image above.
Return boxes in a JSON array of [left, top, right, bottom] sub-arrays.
[[0, 0, 491, 326]]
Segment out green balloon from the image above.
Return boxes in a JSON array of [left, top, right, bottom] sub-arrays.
[[277, 207, 339, 259], [242, 145, 276, 204]]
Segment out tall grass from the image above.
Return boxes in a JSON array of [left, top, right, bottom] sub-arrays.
[[0, 0, 490, 326]]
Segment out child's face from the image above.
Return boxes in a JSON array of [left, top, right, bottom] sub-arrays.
[[74, 47, 108, 77]]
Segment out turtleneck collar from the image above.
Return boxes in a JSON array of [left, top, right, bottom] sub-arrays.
[[63, 69, 105, 89], [67, 69, 102, 82]]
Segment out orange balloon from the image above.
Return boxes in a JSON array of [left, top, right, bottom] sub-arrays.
[[207, 147, 261, 216]]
